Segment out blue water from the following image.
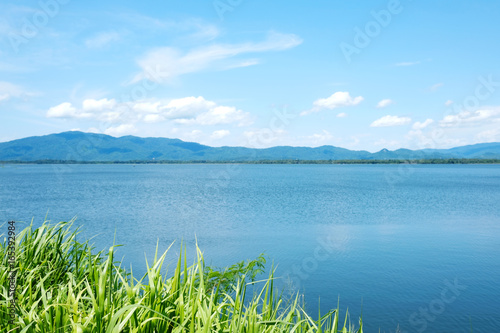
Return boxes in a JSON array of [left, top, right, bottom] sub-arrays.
[[1, 164, 499, 332]]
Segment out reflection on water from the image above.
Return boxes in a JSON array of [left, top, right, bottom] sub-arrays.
[[1, 164, 499, 331]]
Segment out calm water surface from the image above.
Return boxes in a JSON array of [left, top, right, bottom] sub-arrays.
[[1, 164, 499, 332]]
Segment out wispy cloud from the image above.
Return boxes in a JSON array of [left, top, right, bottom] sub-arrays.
[[394, 59, 431, 67], [183, 20, 220, 41], [223, 59, 261, 70], [429, 82, 444, 92], [376, 99, 394, 108], [85, 32, 121, 48], [130, 31, 303, 83], [395, 61, 421, 67], [0, 81, 24, 100], [0, 61, 33, 72], [0, 81, 34, 101], [117, 14, 220, 40]]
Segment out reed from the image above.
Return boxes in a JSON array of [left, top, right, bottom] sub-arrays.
[[1, 219, 362, 332]]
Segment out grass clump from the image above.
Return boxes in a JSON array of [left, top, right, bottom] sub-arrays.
[[1, 219, 362, 332]]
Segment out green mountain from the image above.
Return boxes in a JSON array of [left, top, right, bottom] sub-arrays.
[[1, 131, 500, 162]]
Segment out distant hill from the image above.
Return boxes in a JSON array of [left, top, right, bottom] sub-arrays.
[[1, 131, 500, 162]]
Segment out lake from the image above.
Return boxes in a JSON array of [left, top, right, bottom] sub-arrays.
[[1, 164, 499, 332]]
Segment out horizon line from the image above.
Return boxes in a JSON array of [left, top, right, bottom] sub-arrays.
[[1, 130, 500, 154]]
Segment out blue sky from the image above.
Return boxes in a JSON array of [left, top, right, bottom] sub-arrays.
[[1, 0, 500, 152]]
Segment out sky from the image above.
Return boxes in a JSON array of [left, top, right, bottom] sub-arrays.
[[1, 0, 500, 152]]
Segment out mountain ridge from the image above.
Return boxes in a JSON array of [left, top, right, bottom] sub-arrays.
[[1, 131, 500, 162]]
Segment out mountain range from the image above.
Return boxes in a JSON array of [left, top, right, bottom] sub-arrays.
[[1, 131, 500, 162]]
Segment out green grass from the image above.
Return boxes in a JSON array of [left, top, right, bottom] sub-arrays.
[[1, 219, 362, 332]]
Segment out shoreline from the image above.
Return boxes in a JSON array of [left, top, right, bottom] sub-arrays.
[[2, 158, 500, 165]]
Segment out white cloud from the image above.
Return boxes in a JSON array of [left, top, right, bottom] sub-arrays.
[[104, 124, 136, 137], [476, 128, 500, 142], [175, 105, 251, 126], [305, 130, 334, 146], [82, 98, 117, 111], [47, 99, 118, 119], [180, 129, 203, 142], [412, 119, 434, 130], [405, 108, 500, 149], [406, 126, 477, 150], [85, 32, 121, 48], [374, 139, 401, 149], [376, 99, 394, 108], [46, 96, 252, 127], [131, 31, 303, 83], [301, 91, 363, 116], [370, 115, 412, 127], [143, 114, 164, 123], [211, 129, 230, 140], [87, 127, 101, 134], [148, 97, 253, 126], [0, 94, 9, 102], [243, 128, 288, 148], [47, 102, 79, 118], [133, 102, 161, 114], [162, 96, 216, 119], [406, 129, 429, 148], [445, 100, 454, 106], [313, 92, 364, 109], [337, 112, 347, 118], [440, 108, 500, 127]]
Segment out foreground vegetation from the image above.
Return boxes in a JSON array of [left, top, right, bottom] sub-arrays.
[[1, 219, 362, 332]]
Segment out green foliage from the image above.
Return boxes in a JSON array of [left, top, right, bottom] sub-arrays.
[[1, 131, 500, 162], [202, 254, 267, 297], [1, 219, 361, 332]]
